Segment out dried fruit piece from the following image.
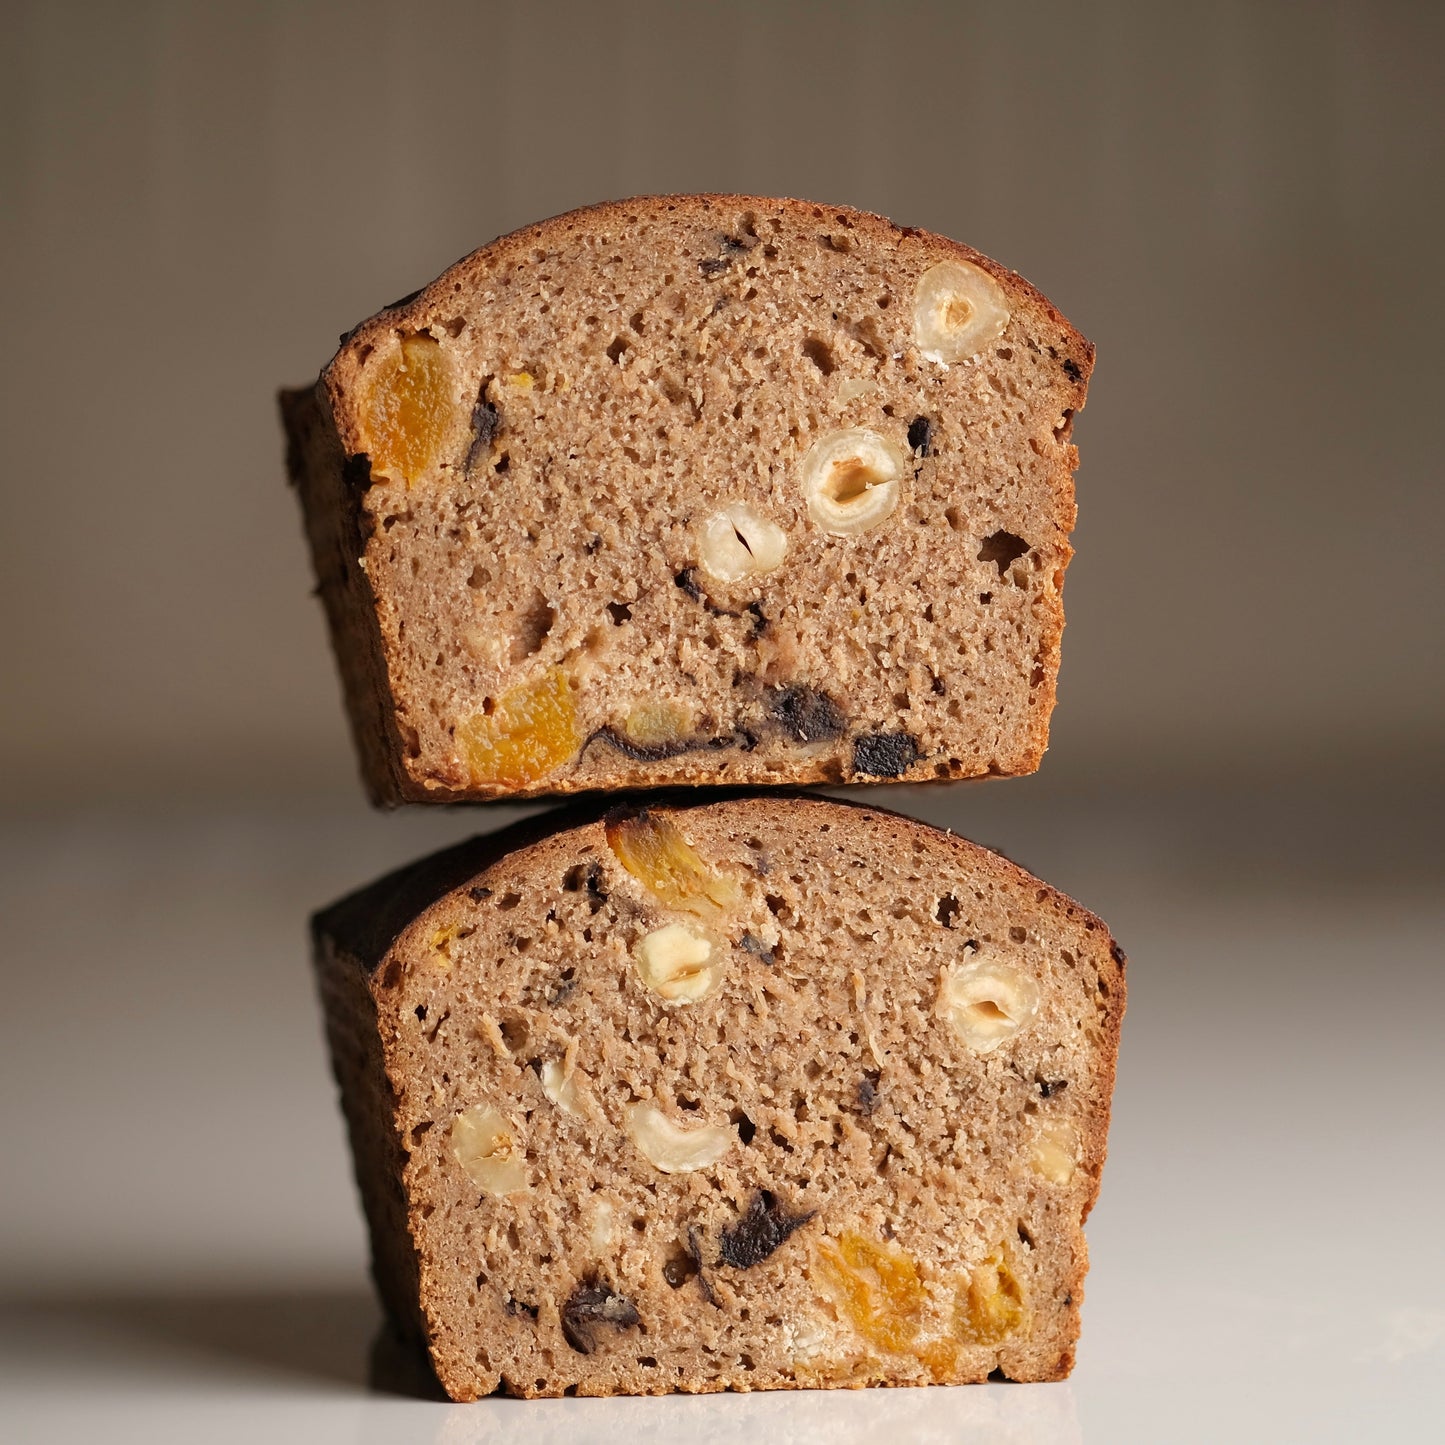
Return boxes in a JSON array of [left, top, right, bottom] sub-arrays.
[[618, 700, 694, 749], [797, 428, 907, 536], [604, 810, 741, 919], [633, 922, 724, 1003], [813, 1231, 926, 1356], [960, 1245, 1027, 1345], [912, 259, 1010, 363], [852, 731, 920, 778], [450, 1103, 527, 1195], [937, 958, 1040, 1054], [1030, 1118, 1080, 1184], [718, 1191, 816, 1268], [457, 669, 580, 788], [624, 1102, 733, 1174], [361, 333, 455, 485], [768, 685, 846, 744], [560, 1283, 640, 1354], [698, 502, 789, 582]]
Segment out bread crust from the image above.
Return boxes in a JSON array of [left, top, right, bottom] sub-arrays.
[[313, 794, 1124, 1397], [283, 195, 1093, 806]]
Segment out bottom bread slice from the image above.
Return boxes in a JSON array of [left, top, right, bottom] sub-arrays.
[[312, 796, 1125, 1399]]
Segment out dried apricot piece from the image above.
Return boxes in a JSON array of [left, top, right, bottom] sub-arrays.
[[814, 1231, 926, 1356], [604, 811, 741, 919], [959, 1245, 1028, 1345], [362, 333, 454, 485], [457, 669, 579, 788]]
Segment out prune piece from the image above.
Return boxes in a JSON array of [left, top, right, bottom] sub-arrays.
[[852, 731, 920, 777], [907, 416, 932, 456], [718, 1190, 816, 1269], [768, 685, 846, 744], [560, 1283, 640, 1354], [857, 1070, 881, 1114], [978, 529, 1030, 575], [465, 394, 501, 475]]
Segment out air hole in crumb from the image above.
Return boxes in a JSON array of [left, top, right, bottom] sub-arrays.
[[978, 530, 1031, 575], [414, 1005, 427, 1021], [935, 894, 962, 928], [606, 601, 632, 625], [980, 591, 993, 604], [498, 1014, 529, 1052], [945, 506, 966, 532], [606, 337, 628, 363], [804, 1060, 823, 1081], [802, 337, 836, 375], [498, 892, 522, 911], [1008, 926, 1027, 943], [731, 1109, 757, 1145]]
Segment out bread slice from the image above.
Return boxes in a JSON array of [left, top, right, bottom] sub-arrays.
[[282, 195, 1093, 805], [313, 795, 1124, 1398]]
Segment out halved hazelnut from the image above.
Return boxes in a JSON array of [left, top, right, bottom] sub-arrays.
[[912, 259, 1010, 363], [937, 958, 1040, 1054], [624, 1101, 733, 1174], [450, 1103, 528, 1194], [797, 428, 906, 536], [1030, 1118, 1080, 1184], [698, 502, 789, 582], [633, 921, 723, 1003]]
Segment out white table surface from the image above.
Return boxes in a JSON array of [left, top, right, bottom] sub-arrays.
[[3, 785, 1441, 1443]]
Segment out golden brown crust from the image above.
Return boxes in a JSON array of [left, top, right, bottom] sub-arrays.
[[285, 194, 1092, 806], [314, 794, 1124, 1397]]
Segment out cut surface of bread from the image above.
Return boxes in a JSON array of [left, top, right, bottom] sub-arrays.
[[313, 795, 1125, 1399], [283, 195, 1093, 804]]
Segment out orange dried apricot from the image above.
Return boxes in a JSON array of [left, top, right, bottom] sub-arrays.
[[960, 1245, 1027, 1345], [362, 333, 453, 485], [457, 669, 579, 788], [813, 1231, 926, 1357], [603, 811, 741, 919]]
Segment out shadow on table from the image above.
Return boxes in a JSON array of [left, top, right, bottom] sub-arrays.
[[7, 1288, 383, 1392]]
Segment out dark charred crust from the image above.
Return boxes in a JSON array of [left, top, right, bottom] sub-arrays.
[[718, 1190, 817, 1269], [978, 529, 1031, 575], [504, 1296, 539, 1321], [560, 1283, 640, 1354], [1062, 357, 1083, 383], [465, 393, 501, 475], [907, 416, 932, 456], [343, 453, 373, 492], [768, 685, 846, 744], [675, 568, 704, 602], [852, 731, 921, 777], [857, 1070, 881, 1114], [467, 886, 493, 902]]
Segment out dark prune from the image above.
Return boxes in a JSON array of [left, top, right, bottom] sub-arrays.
[[768, 686, 846, 744], [560, 1283, 640, 1354], [852, 731, 920, 777], [718, 1190, 816, 1269]]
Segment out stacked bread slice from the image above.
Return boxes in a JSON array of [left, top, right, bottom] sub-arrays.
[[284, 195, 1123, 1399]]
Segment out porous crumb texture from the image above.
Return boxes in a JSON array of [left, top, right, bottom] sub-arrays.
[[283, 195, 1093, 804], [313, 796, 1125, 1399]]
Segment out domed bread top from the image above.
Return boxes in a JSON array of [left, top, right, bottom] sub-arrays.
[[283, 196, 1093, 804]]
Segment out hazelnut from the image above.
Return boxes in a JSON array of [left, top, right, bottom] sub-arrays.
[[624, 1101, 733, 1174], [797, 428, 906, 536], [450, 1103, 528, 1195], [698, 502, 789, 582], [912, 259, 1010, 363], [540, 1059, 582, 1116], [937, 958, 1040, 1053], [634, 922, 723, 1003], [1030, 1118, 1080, 1184]]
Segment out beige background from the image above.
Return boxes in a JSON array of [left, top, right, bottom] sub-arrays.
[[3, 3, 1443, 1441], [3, 0, 1442, 802]]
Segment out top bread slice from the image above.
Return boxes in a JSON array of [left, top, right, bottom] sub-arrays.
[[282, 195, 1093, 805]]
